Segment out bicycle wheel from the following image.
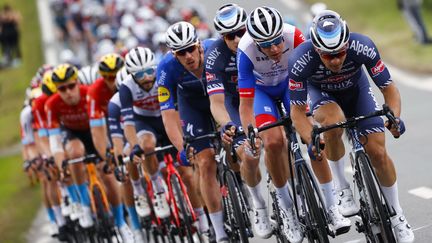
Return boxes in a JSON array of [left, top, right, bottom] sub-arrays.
[[93, 185, 114, 243], [298, 164, 330, 243], [357, 152, 395, 243], [225, 170, 249, 243], [269, 184, 289, 243], [171, 174, 195, 243]]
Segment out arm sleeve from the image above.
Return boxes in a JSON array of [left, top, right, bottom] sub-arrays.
[[237, 49, 256, 98], [156, 60, 176, 111], [360, 36, 392, 89], [288, 52, 308, 106], [205, 46, 225, 96], [119, 84, 135, 125], [293, 27, 306, 48], [87, 86, 106, 127], [108, 102, 123, 138]]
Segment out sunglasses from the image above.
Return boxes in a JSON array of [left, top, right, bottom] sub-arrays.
[[133, 66, 156, 80], [224, 28, 246, 41], [256, 35, 284, 48], [174, 44, 198, 56], [57, 82, 77, 92], [319, 49, 347, 60]]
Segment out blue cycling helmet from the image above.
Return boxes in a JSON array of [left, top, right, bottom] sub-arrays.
[[310, 10, 350, 53], [213, 4, 247, 34]]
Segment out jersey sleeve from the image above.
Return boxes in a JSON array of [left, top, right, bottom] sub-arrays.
[[107, 101, 123, 138], [352, 34, 392, 89], [119, 84, 135, 126], [87, 84, 106, 127], [20, 106, 34, 145], [205, 45, 225, 96], [45, 97, 61, 136], [237, 49, 256, 98], [288, 47, 309, 106], [293, 27, 306, 48], [156, 57, 177, 110]]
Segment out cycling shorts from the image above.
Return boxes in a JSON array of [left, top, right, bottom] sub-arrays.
[[62, 128, 98, 156], [254, 82, 290, 128]]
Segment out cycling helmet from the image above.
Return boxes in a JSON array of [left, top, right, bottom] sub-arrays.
[[115, 66, 129, 89], [41, 71, 57, 95], [213, 4, 247, 35], [78, 64, 99, 85], [36, 64, 54, 79], [246, 6, 284, 42], [98, 53, 124, 76], [165, 21, 198, 51], [310, 10, 350, 53], [125, 47, 155, 75], [52, 64, 79, 84]]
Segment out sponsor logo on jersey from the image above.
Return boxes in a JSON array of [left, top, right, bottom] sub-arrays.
[[370, 59, 385, 77], [206, 72, 217, 82], [205, 48, 221, 69], [158, 86, 170, 103], [349, 40, 377, 59], [290, 50, 313, 77], [289, 79, 303, 90]]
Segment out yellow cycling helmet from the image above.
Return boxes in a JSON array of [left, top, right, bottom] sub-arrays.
[[51, 64, 79, 85], [41, 70, 57, 95], [98, 53, 124, 77]]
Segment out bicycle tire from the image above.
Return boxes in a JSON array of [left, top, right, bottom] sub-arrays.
[[93, 185, 114, 243], [298, 164, 330, 243], [358, 152, 395, 243], [269, 184, 289, 243], [171, 174, 195, 243], [225, 170, 249, 243]]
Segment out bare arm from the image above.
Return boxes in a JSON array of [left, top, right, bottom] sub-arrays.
[[209, 93, 231, 126], [290, 104, 313, 144], [124, 124, 139, 147], [161, 109, 184, 152], [239, 97, 255, 133], [112, 137, 124, 165], [381, 82, 401, 117], [90, 126, 108, 160]]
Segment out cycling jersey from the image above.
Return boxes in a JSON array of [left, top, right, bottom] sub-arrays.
[[31, 93, 50, 137], [20, 105, 35, 145], [157, 39, 216, 152], [288, 33, 391, 135], [237, 24, 305, 127], [87, 77, 116, 127], [107, 92, 123, 138]]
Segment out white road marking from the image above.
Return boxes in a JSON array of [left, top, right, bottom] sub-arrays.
[[408, 186, 432, 199]]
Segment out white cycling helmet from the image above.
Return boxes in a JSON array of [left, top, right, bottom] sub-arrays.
[[246, 6, 284, 42], [165, 21, 198, 51], [115, 66, 129, 89], [78, 64, 99, 85], [213, 3, 247, 35], [125, 47, 155, 75], [310, 10, 350, 53]]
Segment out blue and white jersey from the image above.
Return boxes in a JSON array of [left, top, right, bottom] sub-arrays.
[[289, 33, 392, 106], [107, 92, 123, 138], [20, 105, 35, 145], [237, 24, 305, 98], [119, 75, 160, 125], [156, 38, 216, 111]]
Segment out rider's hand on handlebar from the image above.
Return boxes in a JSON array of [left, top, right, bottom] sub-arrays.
[[244, 137, 262, 158], [130, 144, 145, 165], [385, 117, 406, 138], [307, 139, 325, 161], [221, 121, 236, 145]]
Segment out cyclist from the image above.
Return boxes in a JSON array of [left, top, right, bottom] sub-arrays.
[[108, 66, 146, 241], [157, 22, 225, 242], [86, 53, 134, 241], [78, 64, 100, 86], [206, 3, 272, 239], [288, 10, 414, 243], [45, 64, 94, 230]]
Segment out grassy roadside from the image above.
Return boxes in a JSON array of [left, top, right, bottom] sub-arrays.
[[0, 154, 41, 243], [306, 0, 432, 73], [0, 0, 43, 148]]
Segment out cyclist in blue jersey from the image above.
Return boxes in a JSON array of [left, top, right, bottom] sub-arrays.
[[157, 21, 225, 242], [206, 4, 273, 239], [238, 6, 351, 241], [289, 10, 414, 243]]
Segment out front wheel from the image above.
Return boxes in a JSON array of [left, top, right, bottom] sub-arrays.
[[171, 174, 196, 242]]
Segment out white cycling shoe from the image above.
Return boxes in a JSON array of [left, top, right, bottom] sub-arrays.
[[153, 192, 170, 219], [70, 203, 82, 221], [135, 194, 151, 218], [79, 206, 94, 228], [328, 204, 351, 235], [279, 207, 304, 243], [119, 224, 135, 243], [252, 207, 273, 239], [133, 229, 146, 243], [337, 188, 359, 217], [391, 213, 415, 243]]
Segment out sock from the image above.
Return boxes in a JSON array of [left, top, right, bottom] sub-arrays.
[[320, 180, 337, 210], [194, 207, 209, 233], [126, 206, 141, 230], [77, 183, 91, 207], [328, 154, 350, 190], [209, 211, 228, 241], [66, 184, 80, 203], [112, 204, 126, 227], [247, 181, 266, 209], [275, 181, 293, 210], [52, 205, 66, 226], [131, 178, 145, 196], [47, 207, 56, 223], [150, 173, 165, 194], [381, 181, 403, 215]]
